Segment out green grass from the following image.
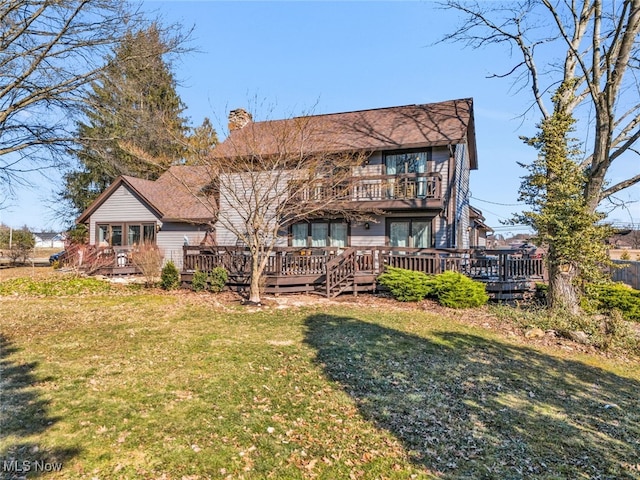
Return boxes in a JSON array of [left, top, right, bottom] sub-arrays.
[[1, 291, 639, 479], [0, 276, 114, 296]]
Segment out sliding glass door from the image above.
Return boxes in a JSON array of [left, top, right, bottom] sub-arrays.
[[388, 219, 431, 248]]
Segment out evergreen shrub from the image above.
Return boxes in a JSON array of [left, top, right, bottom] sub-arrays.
[[426, 271, 489, 309], [378, 267, 489, 308], [582, 283, 640, 321], [191, 268, 208, 292], [377, 267, 431, 302], [160, 261, 180, 290], [209, 266, 228, 293]]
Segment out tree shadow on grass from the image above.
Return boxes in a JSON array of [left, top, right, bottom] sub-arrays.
[[0, 335, 79, 478], [304, 314, 640, 479]]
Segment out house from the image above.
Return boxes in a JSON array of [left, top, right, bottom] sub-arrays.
[[79, 98, 478, 258], [469, 206, 493, 248], [211, 98, 478, 251], [34, 232, 66, 249], [77, 98, 539, 297]]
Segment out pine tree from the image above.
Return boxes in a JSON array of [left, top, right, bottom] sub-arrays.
[[185, 117, 218, 165], [516, 86, 613, 312], [62, 24, 189, 215]]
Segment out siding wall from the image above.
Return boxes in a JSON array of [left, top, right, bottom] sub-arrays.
[[434, 216, 449, 249], [431, 147, 449, 200], [216, 171, 291, 247], [157, 222, 207, 270], [433, 147, 450, 248], [352, 152, 383, 177], [88, 185, 159, 246], [351, 215, 386, 246]]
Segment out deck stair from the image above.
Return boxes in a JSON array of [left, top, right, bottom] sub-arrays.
[[325, 247, 357, 297]]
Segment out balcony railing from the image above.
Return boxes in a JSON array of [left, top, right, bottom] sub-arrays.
[[290, 172, 441, 203]]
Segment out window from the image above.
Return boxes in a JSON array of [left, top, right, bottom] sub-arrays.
[[292, 223, 307, 247], [388, 219, 432, 248], [311, 223, 329, 247], [96, 223, 156, 247], [384, 150, 432, 199], [111, 225, 123, 246], [127, 225, 141, 246], [290, 221, 349, 248], [384, 150, 430, 175], [143, 224, 156, 243], [97, 224, 122, 246]]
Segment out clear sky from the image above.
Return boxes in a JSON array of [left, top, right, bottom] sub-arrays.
[[2, 0, 638, 233]]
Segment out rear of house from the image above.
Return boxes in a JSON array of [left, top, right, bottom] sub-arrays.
[[211, 98, 479, 251], [76, 98, 516, 295]]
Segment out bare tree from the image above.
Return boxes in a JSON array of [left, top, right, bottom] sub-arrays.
[[0, 0, 146, 195], [441, 0, 640, 310], [203, 110, 374, 304]]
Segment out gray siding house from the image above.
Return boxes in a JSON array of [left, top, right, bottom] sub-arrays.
[[77, 98, 486, 271]]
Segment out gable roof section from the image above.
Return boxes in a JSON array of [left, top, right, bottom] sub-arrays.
[[212, 98, 478, 169], [77, 165, 216, 224]]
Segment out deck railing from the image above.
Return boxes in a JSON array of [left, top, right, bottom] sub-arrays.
[[183, 246, 546, 283], [289, 172, 442, 203]]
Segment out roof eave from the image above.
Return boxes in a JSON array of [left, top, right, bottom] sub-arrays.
[[160, 216, 215, 224]]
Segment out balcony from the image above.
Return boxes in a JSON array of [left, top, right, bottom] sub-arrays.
[[290, 172, 442, 210]]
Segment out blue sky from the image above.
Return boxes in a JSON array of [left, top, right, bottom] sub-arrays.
[[2, 0, 638, 232]]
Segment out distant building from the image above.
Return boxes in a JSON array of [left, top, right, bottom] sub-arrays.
[[33, 232, 66, 249]]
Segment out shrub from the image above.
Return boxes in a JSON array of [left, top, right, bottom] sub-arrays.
[[377, 267, 431, 302], [131, 242, 163, 287], [582, 282, 640, 321], [425, 271, 489, 309], [66, 224, 88, 245], [209, 266, 228, 293], [160, 261, 180, 290], [191, 268, 208, 292], [490, 304, 639, 355]]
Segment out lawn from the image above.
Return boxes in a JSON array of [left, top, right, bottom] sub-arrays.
[[1, 279, 639, 479]]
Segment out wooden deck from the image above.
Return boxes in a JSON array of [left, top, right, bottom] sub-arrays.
[[182, 246, 546, 299]]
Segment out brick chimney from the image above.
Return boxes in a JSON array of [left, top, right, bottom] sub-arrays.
[[228, 108, 253, 131]]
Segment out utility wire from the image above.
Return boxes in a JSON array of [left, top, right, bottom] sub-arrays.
[[470, 194, 523, 207]]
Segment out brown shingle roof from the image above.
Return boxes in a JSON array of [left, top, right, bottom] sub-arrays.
[[77, 165, 217, 224], [133, 166, 217, 222], [212, 98, 477, 168]]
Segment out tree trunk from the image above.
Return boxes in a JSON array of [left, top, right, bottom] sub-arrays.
[[547, 252, 581, 314], [248, 252, 263, 305]]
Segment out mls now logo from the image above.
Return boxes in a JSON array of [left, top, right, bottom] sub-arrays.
[[2, 459, 63, 473]]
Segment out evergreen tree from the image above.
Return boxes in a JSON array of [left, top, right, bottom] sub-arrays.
[[185, 117, 218, 165], [62, 24, 189, 215], [516, 86, 613, 312], [441, 1, 640, 312]]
